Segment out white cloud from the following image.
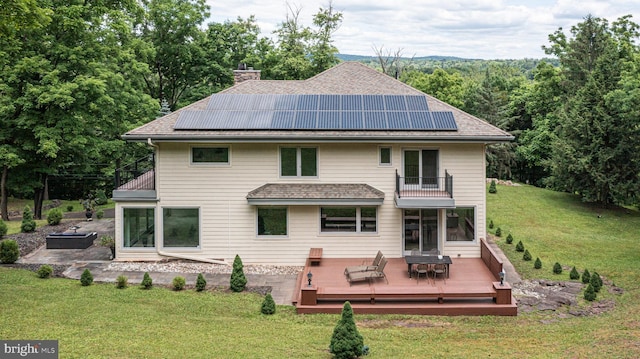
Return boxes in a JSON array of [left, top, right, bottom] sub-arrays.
[[206, 0, 640, 59]]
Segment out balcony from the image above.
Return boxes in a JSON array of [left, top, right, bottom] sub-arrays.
[[394, 170, 455, 208], [112, 155, 157, 201]]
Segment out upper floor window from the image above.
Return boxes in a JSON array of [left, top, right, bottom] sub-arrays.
[[192, 147, 229, 164], [379, 146, 392, 166], [280, 147, 317, 177]]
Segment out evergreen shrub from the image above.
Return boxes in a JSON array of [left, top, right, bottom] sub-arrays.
[[261, 293, 276, 315], [37, 265, 53, 278], [591, 272, 602, 292], [66, 205, 74, 212], [230, 254, 247, 292], [80, 269, 93, 286], [96, 209, 104, 219], [21, 205, 36, 233], [506, 233, 513, 244], [0, 239, 19, 263], [141, 272, 153, 289], [534, 257, 542, 269], [195, 273, 207, 292], [488, 180, 497, 194], [116, 275, 128, 289], [495, 227, 502, 237], [581, 269, 591, 284], [584, 284, 596, 301], [515, 240, 524, 252], [47, 208, 63, 225], [569, 267, 580, 280], [330, 302, 364, 359], [488, 220, 494, 229], [172, 276, 186, 291], [553, 262, 563, 274], [523, 249, 532, 261], [0, 220, 7, 237]]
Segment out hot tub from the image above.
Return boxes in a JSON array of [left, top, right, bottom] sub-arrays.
[[46, 231, 98, 249]]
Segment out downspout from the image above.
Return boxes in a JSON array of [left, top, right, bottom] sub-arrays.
[[146, 138, 229, 266]]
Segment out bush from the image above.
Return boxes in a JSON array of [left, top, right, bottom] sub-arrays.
[[0, 220, 7, 237], [230, 254, 247, 292], [261, 293, 276, 315], [20, 205, 36, 233], [584, 284, 596, 301], [330, 302, 364, 359], [591, 272, 602, 293], [553, 262, 563, 275], [495, 227, 502, 237], [569, 266, 580, 280], [523, 249, 532, 261], [141, 272, 153, 289], [582, 269, 591, 284], [116, 275, 128, 289], [488, 220, 494, 229], [46, 208, 63, 225], [505, 233, 513, 244], [37, 265, 53, 279], [93, 190, 108, 206], [515, 240, 524, 252], [195, 273, 207, 292], [80, 269, 93, 286], [66, 205, 74, 212], [534, 257, 542, 269], [488, 179, 497, 194], [172, 276, 186, 291], [0, 239, 19, 263], [96, 209, 104, 219]]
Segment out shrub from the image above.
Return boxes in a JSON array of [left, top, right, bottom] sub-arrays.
[[0, 239, 20, 263], [20, 205, 36, 233], [80, 269, 93, 286], [581, 269, 591, 284], [230, 254, 247, 292], [141, 272, 153, 289], [330, 301, 364, 359], [505, 233, 513, 244], [488, 220, 494, 229], [534, 257, 542, 269], [488, 179, 497, 194], [569, 266, 580, 280], [495, 227, 502, 237], [172, 276, 186, 291], [261, 293, 276, 315], [553, 262, 563, 275], [66, 205, 74, 212], [591, 272, 602, 293], [523, 249, 532, 261], [37, 265, 53, 279], [93, 190, 108, 206], [0, 220, 7, 237], [515, 240, 524, 252], [116, 275, 128, 289], [100, 235, 114, 248], [584, 284, 596, 301], [46, 208, 63, 225], [195, 273, 207, 292], [96, 209, 104, 219]]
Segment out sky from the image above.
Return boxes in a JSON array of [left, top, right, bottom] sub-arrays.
[[206, 0, 640, 59]]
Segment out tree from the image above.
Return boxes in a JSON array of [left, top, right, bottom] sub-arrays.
[[269, 4, 313, 80], [403, 68, 467, 108], [330, 301, 364, 359], [309, 1, 342, 74], [261, 293, 276, 315], [230, 254, 247, 292]]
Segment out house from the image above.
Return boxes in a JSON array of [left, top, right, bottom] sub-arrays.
[[112, 62, 513, 265]]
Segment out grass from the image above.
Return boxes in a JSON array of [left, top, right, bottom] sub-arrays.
[[1, 184, 640, 358]]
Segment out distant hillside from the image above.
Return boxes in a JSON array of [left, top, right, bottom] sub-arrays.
[[337, 54, 474, 62]]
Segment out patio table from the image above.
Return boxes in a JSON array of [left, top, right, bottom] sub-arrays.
[[404, 255, 452, 278]]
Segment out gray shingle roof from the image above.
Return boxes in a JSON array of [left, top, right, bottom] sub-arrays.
[[246, 183, 385, 205], [124, 62, 513, 143]]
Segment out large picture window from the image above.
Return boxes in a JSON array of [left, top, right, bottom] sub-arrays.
[[192, 147, 229, 164], [257, 207, 287, 236], [123, 208, 155, 248], [163, 208, 200, 247], [446, 207, 475, 242], [321, 207, 377, 233], [280, 147, 317, 177]]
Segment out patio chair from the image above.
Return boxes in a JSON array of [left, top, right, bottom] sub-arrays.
[[433, 263, 447, 284], [344, 250, 384, 276], [346, 257, 388, 285], [415, 263, 430, 285]]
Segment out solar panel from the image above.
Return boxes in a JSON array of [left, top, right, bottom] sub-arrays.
[[362, 95, 384, 111], [409, 111, 434, 129], [298, 95, 318, 110], [364, 112, 387, 129], [342, 95, 362, 111], [406, 96, 429, 111], [319, 95, 340, 110], [271, 111, 294, 129], [387, 111, 411, 129], [431, 111, 458, 130], [318, 111, 340, 129], [342, 111, 363, 129], [295, 111, 317, 129], [384, 95, 406, 111]]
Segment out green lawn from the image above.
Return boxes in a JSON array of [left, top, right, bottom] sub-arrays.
[[1, 184, 639, 358]]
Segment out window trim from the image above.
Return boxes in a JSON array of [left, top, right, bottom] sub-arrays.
[[379, 146, 392, 166], [190, 145, 231, 166], [161, 206, 201, 249], [319, 206, 378, 234], [279, 146, 318, 178], [256, 206, 289, 238]]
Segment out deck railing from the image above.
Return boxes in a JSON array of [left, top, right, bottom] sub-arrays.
[[395, 170, 453, 198], [114, 155, 155, 190]]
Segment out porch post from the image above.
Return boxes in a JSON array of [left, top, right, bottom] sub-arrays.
[[300, 286, 318, 305]]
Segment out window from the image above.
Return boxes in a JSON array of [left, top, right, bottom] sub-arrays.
[[280, 147, 317, 177], [123, 208, 155, 248], [446, 207, 475, 242], [163, 208, 199, 247], [192, 147, 229, 164], [379, 147, 392, 165], [258, 207, 287, 236], [321, 207, 377, 233]]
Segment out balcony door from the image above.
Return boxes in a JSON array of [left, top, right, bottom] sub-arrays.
[[403, 149, 438, 187], [403, 209, 439, 254]]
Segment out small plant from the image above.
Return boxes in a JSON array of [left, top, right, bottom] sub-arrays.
[[523, 249, 532, 261], [591, 272, 602, 292], [195, 273, 207, 292], [0, 220, 7, 237], [569, 266, 580, 280], [581, 269, 591, 284], [505, 233, 513, 244], [80, 269, 93, 286], [141, 272, 153, 289], [46, 208, 63, 225], [96, 209, 104, 219], [93, 190, 108, 205], [495, 227, 502, 237], [330, 301, 364, 359], [534, 257, 542, 269], [584, 283, 596, 301], [488, 220, 494, 229], [100, 235, 115, 248], [515, 240, 524, 252], [0, 239, 19, 263], [553, 262, 563, 275], [261, 293, 276, 315], [37, 265, 53, 279], [66, 205, 74, 212], [172, 276, 186, 291], [20, 205, 36, 233], [116, 275, 128, 289], [230, 254, 247, 292], [488, 179, 497, 194]]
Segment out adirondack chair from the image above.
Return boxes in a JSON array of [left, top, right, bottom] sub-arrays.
[[346, 257, 388, 285], [344, 251, 384, 276]]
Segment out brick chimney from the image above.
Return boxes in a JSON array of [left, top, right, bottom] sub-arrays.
[[233, 63, 261, 85]]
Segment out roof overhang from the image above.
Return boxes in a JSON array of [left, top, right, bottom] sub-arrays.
[[394, 193, 455, 209], [247, 183, 385, 206]]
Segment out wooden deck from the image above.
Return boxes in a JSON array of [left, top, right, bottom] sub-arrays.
[[294, 257, 517, 316]]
